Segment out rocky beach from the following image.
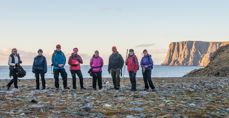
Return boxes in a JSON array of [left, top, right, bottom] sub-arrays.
[[0, 77, 228, 118]]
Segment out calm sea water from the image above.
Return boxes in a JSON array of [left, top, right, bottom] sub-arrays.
[[0, 65, 201, 79]]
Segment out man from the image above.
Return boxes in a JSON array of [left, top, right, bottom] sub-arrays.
[[52, 44, 69, 89], [108, 46, 124, 90]]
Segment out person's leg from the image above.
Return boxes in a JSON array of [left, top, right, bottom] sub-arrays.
[[60, 69, 68, 89], [76, 70, 85, 89], [7, 69, 17, 89], [129, 72, 134, 90], [143, 70, 149, 90], [92, 73, 97, 90], [71, 70, 77, 89], [98, 72, 103, 90], [111, 69, 117, 89], [116, 69, 121, 89], [41, 72, 46, 89], [54, 69, 60, 89], [133, 72, 137, 91], [146, 70, 155, 90], [35, 72, 40, 89]]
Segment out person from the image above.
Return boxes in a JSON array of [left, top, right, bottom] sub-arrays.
[[52, 44, 69, 89], [32, 49, 47, 90], [108, 46, 124, 90], [7, 48, 22, 90], [126, 49, 139, 91], [140, 49, 155, 91], [68, 48, 86, 90], [90, 50, 104, 90]]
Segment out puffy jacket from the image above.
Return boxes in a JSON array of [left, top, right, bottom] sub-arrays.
[[108, 52, 124, 71], [126, 54, 139, 73], [68, 53, 83, 71], [90, 56, 103, 72], [32, 55, 47, 73], [140, 55, 154, 70], [52, 50, 66, 70]]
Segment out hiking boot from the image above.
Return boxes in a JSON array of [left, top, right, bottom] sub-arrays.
[[64, 87, 70, 89]]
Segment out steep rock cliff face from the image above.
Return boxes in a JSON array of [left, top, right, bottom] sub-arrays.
[[185, 44, 229, 77], [161, 41, 229, 66]]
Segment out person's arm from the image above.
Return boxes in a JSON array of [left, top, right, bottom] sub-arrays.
[[8, 56, 15, 66], [63, 53, 66, 66], [44, 57, 48, 73], [90, 58, 93, 68], [119, 54, 124, 69], [108, 56, 111, 72], [18, 54, 22, 64], [77, 55, 83, 64], [51, 53, 57, 67], [32, 57, 36, 73]]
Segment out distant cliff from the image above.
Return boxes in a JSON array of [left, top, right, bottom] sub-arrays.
[[185, 44, 229, 77], [161, 41, 229, 66]]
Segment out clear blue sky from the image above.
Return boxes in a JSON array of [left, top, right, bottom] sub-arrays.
[[0, 0, 228, 65]]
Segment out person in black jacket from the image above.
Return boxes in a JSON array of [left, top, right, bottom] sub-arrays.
[[108, 46, 124, 90], [7, 48, 22, 90], [32, 49, 48, 90]]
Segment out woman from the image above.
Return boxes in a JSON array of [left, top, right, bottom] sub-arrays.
[[7, 48, 22, 90], [126, 49, 139, 91], [140, 49, 155, 91], [32, 49, 48, 90], [90, 50, 104, 90], [68, 48, 86, 90]]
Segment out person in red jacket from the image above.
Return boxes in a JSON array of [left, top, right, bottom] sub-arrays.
[[68, 48, 86, 90], [126, 49, 139, 91]]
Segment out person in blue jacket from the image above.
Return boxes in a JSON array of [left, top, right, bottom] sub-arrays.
[[140, 49, 155, 91], [52, 44, 69, 89], [32, 49, 47, 90]]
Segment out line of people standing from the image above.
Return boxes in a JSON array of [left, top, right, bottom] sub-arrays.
[[6, 44, 156, 92]]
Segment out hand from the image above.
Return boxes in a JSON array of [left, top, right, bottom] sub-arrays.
[[58, 64, 64, 67], [144, 65, 148, 68]]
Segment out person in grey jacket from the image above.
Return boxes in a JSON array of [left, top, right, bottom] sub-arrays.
[[32, 49, 47, 90], [108, 46, 124, 90]]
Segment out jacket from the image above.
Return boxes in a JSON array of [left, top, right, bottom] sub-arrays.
[[140, 54, 154, 70], [68, 53, 83, 71], [32, 55, 47, 73], [126, 54, 139, 73], [90, 56, 103, 72], [108, 52, 124, 71], [52, 50, 66, 70]]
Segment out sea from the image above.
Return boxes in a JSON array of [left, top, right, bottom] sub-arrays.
[[0, 65, 201, 79]]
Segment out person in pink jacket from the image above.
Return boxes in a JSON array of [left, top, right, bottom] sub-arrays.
[[90, 50, 104, 90], [68, 48, 86, 90]]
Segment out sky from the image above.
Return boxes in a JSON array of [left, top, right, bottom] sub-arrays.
[[0, 0, 229, 65]]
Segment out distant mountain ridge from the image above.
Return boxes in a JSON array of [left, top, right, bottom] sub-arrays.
[[162, 41, 229, 66]]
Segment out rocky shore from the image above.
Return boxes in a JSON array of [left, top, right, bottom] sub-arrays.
[[0, 77, 228, 118]]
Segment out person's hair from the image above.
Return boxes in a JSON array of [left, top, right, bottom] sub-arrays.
[[95, 50, 99, 54], [129, 49, 134, 52], [143, 49, 148, 53], [38, 49, 43, 53], [11, 48, 17, 53]]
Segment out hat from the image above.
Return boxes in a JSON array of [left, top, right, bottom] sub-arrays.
[[73, 48, 78, 52], [112, 46, 117, 51], [56, 44, 61, 49]]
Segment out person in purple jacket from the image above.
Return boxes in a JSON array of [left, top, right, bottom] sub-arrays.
[[90, 50, 104, 90], [140, 49, 156, 91]]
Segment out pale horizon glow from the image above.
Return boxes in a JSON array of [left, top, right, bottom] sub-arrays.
[[0, 0, 229, 65]]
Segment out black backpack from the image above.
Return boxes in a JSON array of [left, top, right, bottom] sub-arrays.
[[16, 65, 26, 78]]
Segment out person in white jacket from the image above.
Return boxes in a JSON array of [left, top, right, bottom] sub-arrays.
[[7, 48, 22, 90]]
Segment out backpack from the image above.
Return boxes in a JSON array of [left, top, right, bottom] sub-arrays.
[[16, 65, 26, 78]]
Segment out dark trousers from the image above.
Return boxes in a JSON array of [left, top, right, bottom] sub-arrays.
[[54, 69, 68, 89], [70, 70, 84, 89], [35, 71, 46, 89], [129, 71, 137, 90], [143, 69, 155, 90], [92, 72, 102, 90], [8, 69, 18, 88], [111, 69, 121, 89]]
